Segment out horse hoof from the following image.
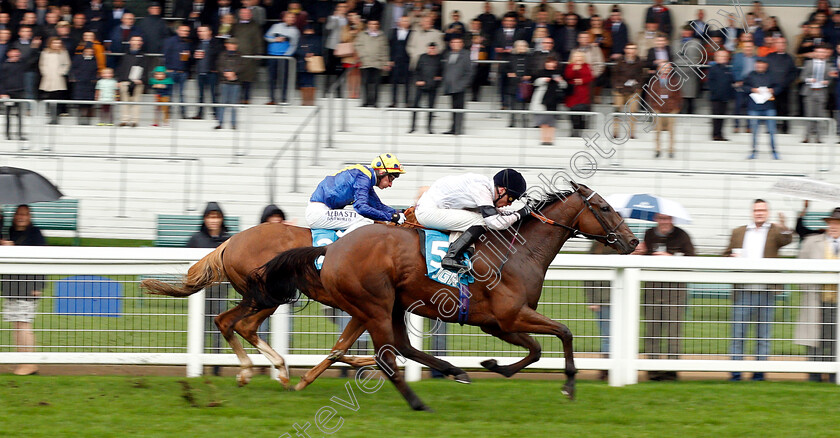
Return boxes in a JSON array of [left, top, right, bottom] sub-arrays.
[[294, 380, 309, 392], [236, 372, 252, 387], [480, 359, 498, 371], [413, 403, 434, 412], [453, 373, 471, 384], [562, 385, 576, 401]]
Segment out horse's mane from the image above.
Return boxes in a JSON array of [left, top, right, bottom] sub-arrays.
[[527, 190, 574, 210]]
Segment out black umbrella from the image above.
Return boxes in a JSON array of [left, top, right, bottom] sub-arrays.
[[0, 167, 64, 205]]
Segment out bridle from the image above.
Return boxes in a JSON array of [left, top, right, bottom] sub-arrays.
[[529, 184, 624, 245]]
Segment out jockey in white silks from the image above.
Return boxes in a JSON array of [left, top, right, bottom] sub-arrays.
[[305, 154, 407, 234], [414, 168, 528, 272]]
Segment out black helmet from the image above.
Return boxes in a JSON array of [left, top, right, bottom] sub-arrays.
[[493, 169, 527, 200]]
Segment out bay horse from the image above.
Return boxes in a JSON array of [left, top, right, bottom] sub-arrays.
[[246, 182, 638, 410]]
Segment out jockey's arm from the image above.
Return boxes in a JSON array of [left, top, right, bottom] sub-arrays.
[[352, 173, 397, 221], [479, 205, 520, 231]]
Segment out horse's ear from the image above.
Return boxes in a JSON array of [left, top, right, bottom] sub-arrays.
[[569, 180, 580, 191]]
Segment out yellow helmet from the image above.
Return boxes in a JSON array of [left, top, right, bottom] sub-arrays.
[[371, 154, 406, 176]]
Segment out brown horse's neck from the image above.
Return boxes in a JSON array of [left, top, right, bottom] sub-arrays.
[[517, 193, 583, 273]]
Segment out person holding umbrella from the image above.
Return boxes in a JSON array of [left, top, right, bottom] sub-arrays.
[[633, 213, 695, 381], [1, 205, 46, 376]]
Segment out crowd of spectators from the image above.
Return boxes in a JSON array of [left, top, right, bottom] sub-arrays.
[[0, 1, 839, 148]]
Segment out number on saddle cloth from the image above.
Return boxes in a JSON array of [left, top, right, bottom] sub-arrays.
[[312, 228, 347, 270], [420, 229, 476, 288]]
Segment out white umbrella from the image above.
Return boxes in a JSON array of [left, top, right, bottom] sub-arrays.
[[604, 193, 692, 225]]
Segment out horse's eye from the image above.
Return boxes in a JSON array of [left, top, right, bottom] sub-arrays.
[[600, 206, 610, 212]]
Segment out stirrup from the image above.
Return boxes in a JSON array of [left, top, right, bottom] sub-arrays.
[[441, 256, 470, 274]]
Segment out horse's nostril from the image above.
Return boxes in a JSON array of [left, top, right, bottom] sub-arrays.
[[630, 239, 639, 247]]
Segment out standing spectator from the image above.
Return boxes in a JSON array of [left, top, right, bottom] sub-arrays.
[[800, 44, 837, 143], [388, 16, 411, 107], [186, 201, 232, 376], [574, 32, 604, 103], [530, 55, 567, 146], [232, 8, 262, 105], [724, 199, 792, 381], [192, 25, 221, 120], [587, 14, 612, 62], [356, 0, 384, 23], [287, 2, 310, 34], [69, 13, 87, 45], [184, 0, 214, 32], [70, 45, 98, 124], [645, 34, 672, 74], [608, 8, 629, 60], [675, 27, 702, 115], [355, 19, 389, 108], [526, 36, 553, 78], [742, 12, 766, 48], [55, 21, 75, 53], [650, 64, 681, 158], [0, 48, 27, 141], [503, 40, 530, 128], [107, 0, 131, 39], [444, 10, 466, 43], [84, 0, 109, 43], [493, 13, 521, 110], [406, 15, 444, 72], [75, 31, 106, 73], [136, 2, 170, 55], [530, 0, 556, 22], [265, 11, 300, 105], [324, 2, 349, 95], [709, 50, 735, 142], [214, 0, 236, 31], [477, 1, 499, 39], [163, 25, 192, 119], [1, 204, 46, 376], [690, 9, 708, 40], [38, 36, 70, 124], [557, 13, 579, 62], [408, 42, 441, 134], [10, 26, 41, 105], [794, 207, 839, 384], [340, 12, 364, 99], [149, 66, 173, 127], [636, 20, 659, 59], [0, 28, 10, 61], [242, 0, 266, 28], [467, 22, 490, 102], [106, 13, 142, 69], [732, 41, 757, 134], [564, 50, 593, 137], [611, 43, 644, 139], [636, 213, 695, 381], [645, 0, 672, 38], [382, 0, 408, 32], [116, 35, 147, 128], [441, 37, 472, 136], [216, 37, 244, 130], [95, 67, 118, 126], [744, 57, 781, 159], [217, 14, 235, 39], [296, 25, 321, 106], [766, 37, 797, 134]]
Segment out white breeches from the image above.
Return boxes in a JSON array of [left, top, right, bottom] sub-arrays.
[[415, 204, 484, 232], [305, 202, 374, 234]]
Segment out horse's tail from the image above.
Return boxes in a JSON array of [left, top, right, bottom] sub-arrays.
[[141, 240, 231, 297], [246, 246, 327, 309]]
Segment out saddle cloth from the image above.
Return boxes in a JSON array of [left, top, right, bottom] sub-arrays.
[[419, 229, 475, 288], [312, 228, 346, 270]]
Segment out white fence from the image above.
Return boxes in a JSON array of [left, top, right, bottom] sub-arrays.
[[1, 247, 838, 387]]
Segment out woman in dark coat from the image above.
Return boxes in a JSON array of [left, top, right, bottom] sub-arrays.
[[1, 204, 46, 376], [187, 202, 232, 375], [501, 40, 531, 128], [70, 46, 99, 125]]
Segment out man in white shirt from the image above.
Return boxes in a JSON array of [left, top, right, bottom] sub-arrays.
[[794, 207, 840, 384], [724, 199, 792, 381], [415, 169, 528, 272]]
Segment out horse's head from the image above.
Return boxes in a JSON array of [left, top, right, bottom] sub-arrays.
[[530, 182, 638, 254], [569, 182, 638, 254]]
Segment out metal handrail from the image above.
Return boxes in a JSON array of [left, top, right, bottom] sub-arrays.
[[0, 151, 202, 217], [266, 106, 322, 201], [325, 70, 349, 150], [608, 112, 837, 172], [41, 99, 248, 159]]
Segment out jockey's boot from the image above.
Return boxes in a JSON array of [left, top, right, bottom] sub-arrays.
[[441, 225, 486, 273]]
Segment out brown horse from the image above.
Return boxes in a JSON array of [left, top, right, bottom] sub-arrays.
[[141, 221, 388, 387], [247, 182, 638, 410]]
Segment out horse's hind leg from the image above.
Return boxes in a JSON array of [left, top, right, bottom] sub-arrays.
[[295, 316, 370, 391], [479, 326, 542, 378], [501, 307, 576, 400], [214, 303, 258, 385], [391, 313, 471, 383], [366, 317, 432, 411], [232, 306, 291, 389]]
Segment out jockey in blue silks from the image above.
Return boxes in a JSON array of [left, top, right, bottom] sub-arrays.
[[305, 154, 407, 233]]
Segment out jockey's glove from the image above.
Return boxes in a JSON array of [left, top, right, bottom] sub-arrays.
[[391, 212, 407, 225], [516, 206, 530, 220]]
